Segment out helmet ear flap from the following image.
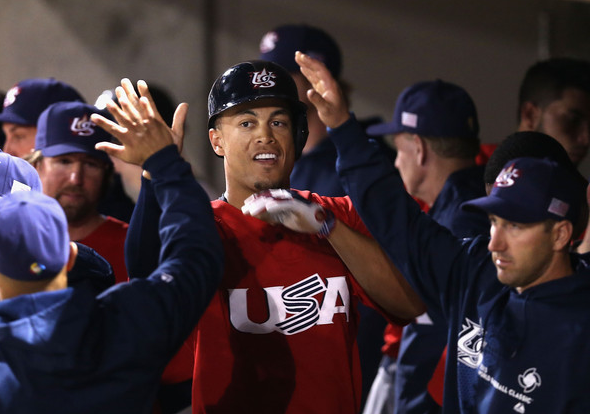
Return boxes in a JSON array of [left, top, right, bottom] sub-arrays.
[[293, 109, 309, 159]]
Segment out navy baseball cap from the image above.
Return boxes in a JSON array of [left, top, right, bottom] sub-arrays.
[[0, 78, 85, 125], [462, 157, 585, 224], [0, 150, 42, 196], [366, 79, 479, 139], [259, 24, 342, 78], [0, 191, 69, 281], [35, 101, 114, 164]]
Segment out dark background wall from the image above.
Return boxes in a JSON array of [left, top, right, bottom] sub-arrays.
[[2, 0, 590, 193]]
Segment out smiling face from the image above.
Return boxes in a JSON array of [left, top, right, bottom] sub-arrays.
[[209, 98, 296, 206]]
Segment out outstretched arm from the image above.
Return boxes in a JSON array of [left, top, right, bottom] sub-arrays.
[[92, 79, 187, 279], [242, 190, 425, 321], [327, 219, 426, 320]]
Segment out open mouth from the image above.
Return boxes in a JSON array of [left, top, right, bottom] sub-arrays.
[[254, 153, 278, 161]]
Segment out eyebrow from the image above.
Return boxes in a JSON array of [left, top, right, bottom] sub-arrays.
[[236, 108, 290, 117]]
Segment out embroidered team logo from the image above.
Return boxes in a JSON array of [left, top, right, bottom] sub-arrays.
[[259, 31, 278, 53], [3, 85, 20, 108], [494, 163, 520, 188], [457, 318, 484, 368], [70, 114, 96, 136], [228, 274, 350, 335], [250, 69, 276, 88], [518, 367, 542, 393], [29, 262, 46, 275]]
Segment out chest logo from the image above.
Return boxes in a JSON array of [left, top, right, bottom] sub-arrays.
[[457, 317, 484, 368], [518, 367, 541, 393], [228, 274, 350, 335]]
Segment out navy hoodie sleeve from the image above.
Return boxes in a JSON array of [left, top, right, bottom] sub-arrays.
[[125, 169, 162, 279], [329, 116, 489, 318], [68, 242, 115, 293], [100, 144, 224, 358]]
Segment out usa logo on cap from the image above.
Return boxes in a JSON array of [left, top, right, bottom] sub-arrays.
[[70, 114, 96, 137], [3, 85, 20, 108], [494, 163, 520, 188]]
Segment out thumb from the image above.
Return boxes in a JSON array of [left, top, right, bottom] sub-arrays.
[[95, 141, 125, 158], [172, 102, 188, 152]]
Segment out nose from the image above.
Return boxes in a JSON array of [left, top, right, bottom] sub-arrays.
[[256, 124, 276, 144], [68, 162, 84, 185], [487, 225, 504, 253], [2, 138, 15, 156]]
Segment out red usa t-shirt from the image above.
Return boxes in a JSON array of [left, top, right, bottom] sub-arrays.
[[79, 216, 129, 284], [187, 191, 390, 414]]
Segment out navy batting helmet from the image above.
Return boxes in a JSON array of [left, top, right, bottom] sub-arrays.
[[208, 60, 308, 159]]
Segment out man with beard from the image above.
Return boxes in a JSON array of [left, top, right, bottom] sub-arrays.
[[30, 101, 128, 283]]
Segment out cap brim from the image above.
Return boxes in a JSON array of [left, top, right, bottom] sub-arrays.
[[40, 143, 112, 164], [0, 111, 30, 125], [461, 195, 544, 223], [366, 122, 402, 137]]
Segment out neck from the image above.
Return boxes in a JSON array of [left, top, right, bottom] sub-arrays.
[[517, 251, 573, 293], [68, 213, 106, 241], [420, 158, 475, 207], [0, 270, 68, 300]]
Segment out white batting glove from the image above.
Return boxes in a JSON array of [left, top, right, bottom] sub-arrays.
[[242, 190, 335, 237]]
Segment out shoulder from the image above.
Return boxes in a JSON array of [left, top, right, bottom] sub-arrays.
[[103, 216, 130, 231]]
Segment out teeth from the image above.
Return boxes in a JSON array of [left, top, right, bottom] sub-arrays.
[[255, 153, 276, 160]]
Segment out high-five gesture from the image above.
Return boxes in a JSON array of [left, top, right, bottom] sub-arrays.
[[91, 78, 188, 166], [295, 51, 350, 129]]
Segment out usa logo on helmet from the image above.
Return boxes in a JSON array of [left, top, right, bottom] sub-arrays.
[[250, 69, 276, 88]]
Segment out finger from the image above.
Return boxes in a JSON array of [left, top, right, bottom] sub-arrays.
[[121, 78, 141, 108], [136, 80, 165, 123], [244, 197, 270, 216], [306, 88, 329, 112], [91, 113, 128, 136], [102, 99, 134, 129], [171, 102, 189, 152], [94, 141, 126, 158], [116, 85, 143, 124]]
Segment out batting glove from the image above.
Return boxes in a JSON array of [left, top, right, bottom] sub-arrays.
[[242, 189, 335, 237]]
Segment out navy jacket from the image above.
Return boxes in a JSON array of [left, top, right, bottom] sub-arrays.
[[395, 165, 489, 414], [330, 116, 590, 413], [0, 146, 223, 414]]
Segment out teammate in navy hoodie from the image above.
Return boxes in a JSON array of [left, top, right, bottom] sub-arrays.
[[290, 51, 590, 413], [0, 91, 223, 414]]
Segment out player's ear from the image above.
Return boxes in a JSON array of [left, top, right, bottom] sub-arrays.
[[67, 242, 78, 271], [413, 134, 427, 166], [552, 220, 573, 251], [209, 128, 225, 157], [519, 101, 542, 130]]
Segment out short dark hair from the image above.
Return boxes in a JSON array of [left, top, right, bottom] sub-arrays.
[[484, 131, 573, 185], [518, 57, 590, 121], [484, 131, 588, 240]]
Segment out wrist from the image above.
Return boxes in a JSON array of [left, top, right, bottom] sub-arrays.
[[317, 209, 336, 238]]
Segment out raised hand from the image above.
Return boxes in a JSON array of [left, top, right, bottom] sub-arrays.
[[91, 78, 188, 166], [295, 51, 350, 129]]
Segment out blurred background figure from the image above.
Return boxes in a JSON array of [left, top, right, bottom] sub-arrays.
[[0, 78, 84, 158], [516, 57, 590, 167]]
